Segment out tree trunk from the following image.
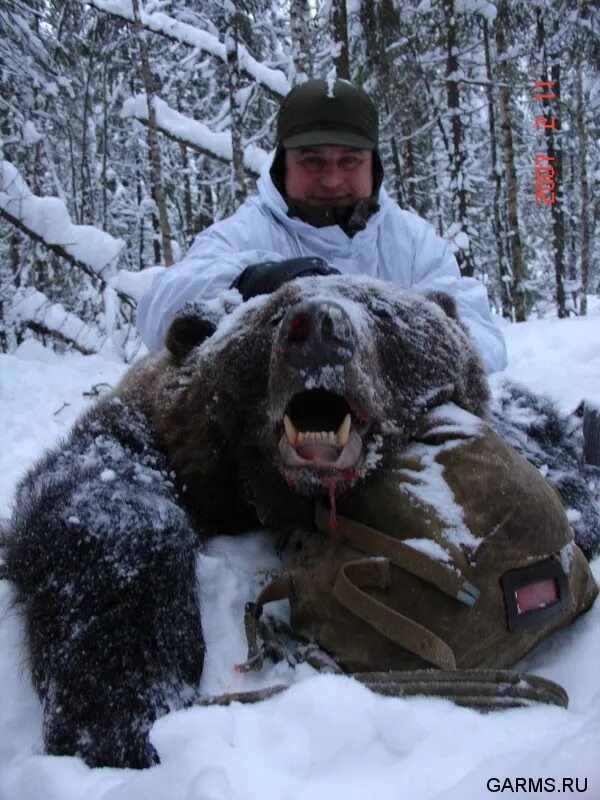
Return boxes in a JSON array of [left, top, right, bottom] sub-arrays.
[[290, 0, 311, 81], [80, 33, 95, 224], [151, 212, 161, 264], [429, 130, 445, 236], [583, 404, 600, 467], [549, 61, 567, 316], [443, 0, 473, 276], [380, 0, 405, 207], [225, 4, 247, 207], [576, 58, 590, 316], [566, 142, 578, 311], [494, 2, 526, 321], [483, 18, 512, 320], [180, 142, 194, 245], [68, 129, 78, 223], [359, 0, 404, 204], [0, 303, 6, 353], [131, 0, 173, 266], [133, 136, 145, 270], [330, 0, 350, 80], [101, 58, 109, 231]]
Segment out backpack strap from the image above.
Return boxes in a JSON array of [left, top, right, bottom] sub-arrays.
[[238, 557, 458, 671], [236, 573, 295, 672], [315, 503, 479, 606], [333, 557, 457, 670], [239, 503, 479, 673], [196, 670, 568, 712]]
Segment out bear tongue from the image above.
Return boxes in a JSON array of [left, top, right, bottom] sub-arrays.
[[278, 431, 362, 470], [296, 441, 340, 463]]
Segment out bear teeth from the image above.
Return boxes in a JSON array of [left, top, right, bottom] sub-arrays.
[[283, 415, 298, 446], [337, 413, 351, 447], [283, 413, 352, 447]]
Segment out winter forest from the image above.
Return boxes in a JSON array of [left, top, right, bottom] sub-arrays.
[[0, 0, 599, 361]]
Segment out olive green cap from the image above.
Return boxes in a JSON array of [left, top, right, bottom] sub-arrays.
[[276, 79, 378, 150]]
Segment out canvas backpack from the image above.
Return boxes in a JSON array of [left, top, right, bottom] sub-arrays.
[[243, 405, 598, 677]]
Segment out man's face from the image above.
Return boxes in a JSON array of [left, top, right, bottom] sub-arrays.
[[284, 145, 373, 206]]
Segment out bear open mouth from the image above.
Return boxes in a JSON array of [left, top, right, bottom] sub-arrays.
[[277, 388, 371, 472]]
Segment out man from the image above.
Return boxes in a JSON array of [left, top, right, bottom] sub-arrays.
[[138, 79, 507, 373]]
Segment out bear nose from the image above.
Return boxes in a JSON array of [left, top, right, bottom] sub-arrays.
[[279, 301, 356, 369]]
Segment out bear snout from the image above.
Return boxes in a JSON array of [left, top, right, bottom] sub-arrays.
[[277, 300, 356, 370]]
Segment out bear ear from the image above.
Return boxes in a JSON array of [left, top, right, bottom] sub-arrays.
[[425, 291, 459, 321], [165, 306, 218, 360]]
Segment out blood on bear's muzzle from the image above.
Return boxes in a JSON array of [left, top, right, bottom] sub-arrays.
[[278, 300, 356, 370]]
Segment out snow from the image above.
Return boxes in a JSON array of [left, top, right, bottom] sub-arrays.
[[21, 121, 42, 145], [396, 431, 483, 551], [0, 161, 124, 278], [443, 222, 470, 252], [122, 95, 269, 176], [89, 0, 290, 98], [403, 538, 453, 563], [490, 312, 600, 415], [455, 0, 498, 21], [10, 287, 102, 354], [109, 266, 166, 304], [1, 302, 600, 799]]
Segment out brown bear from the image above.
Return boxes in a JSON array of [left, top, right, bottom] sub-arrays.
[[2, 275, 596, 769]]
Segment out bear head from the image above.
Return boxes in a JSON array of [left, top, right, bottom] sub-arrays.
[[148, 275, 490, 532]]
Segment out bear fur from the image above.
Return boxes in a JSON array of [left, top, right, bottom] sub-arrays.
[[2, 275, 597, 768], [491, 383, 600, 560]]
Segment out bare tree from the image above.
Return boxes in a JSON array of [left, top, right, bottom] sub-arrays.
[[442, 0, 473, 276], [330, 0, 350, 79], [131, 0, 173, 266], [482, 18, 511, 319], [290, 0, 312, 81], [494, 1, 526, 321], [359, 0, 405, 206], [225, 3, 247, 207], [576, 58, 590, 315]]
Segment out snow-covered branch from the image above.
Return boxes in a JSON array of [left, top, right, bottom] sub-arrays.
[[0, 160, 133, 306], [122, 95, 269, 177], [85, 0, 290, 99], [10, 288, 103, 355]]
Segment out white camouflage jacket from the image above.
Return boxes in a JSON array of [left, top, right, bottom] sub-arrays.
[[138, 158, 507, 373]]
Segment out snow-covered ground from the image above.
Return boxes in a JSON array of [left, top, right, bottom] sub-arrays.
[[1, 305, 599, 800]]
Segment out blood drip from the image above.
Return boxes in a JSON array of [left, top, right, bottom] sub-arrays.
[[321, 476, 338, 529]]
